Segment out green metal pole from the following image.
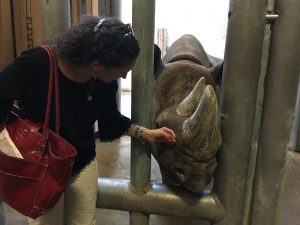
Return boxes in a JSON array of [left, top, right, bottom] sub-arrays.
[[290, 76, 300, 152], [40, 0, 71, 39], [213, 0, 267, 224], [131, 0, 155, 224], [131, 0, 155, 192], [215, 0, 300, 224], [250, 0, 300, 224]]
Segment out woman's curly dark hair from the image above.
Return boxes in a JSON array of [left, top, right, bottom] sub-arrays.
[[53, 16, 140, 69]]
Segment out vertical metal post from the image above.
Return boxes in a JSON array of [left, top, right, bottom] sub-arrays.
[[98, 0, 110, 16], [240, 1, 278, 224], [98, 0, 122, 27], [40, 0, 71, 39], [250, 0, 300, 224], [213, 0, 267, 224], [111, 0, 121, 19], [215, 0, 300, 224], [131, 0, 155, 224], [290, 76, 300, 152]]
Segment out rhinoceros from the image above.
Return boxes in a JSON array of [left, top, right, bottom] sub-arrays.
[[152, 34, 223, 193]]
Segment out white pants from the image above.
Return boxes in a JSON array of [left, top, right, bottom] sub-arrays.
[[28, 159, 98, 225]]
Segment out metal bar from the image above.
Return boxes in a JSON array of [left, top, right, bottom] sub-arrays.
[[131, 0, 155, 194], [242, 1, 277, 224], [213, 0, 267, 224], [249, 0, 300, 223], [267, 0, 276, 11], [130, 0, 155, 224], [40, 0, 71, 39], [96, 178, 225, 223], [265, 13, 279, 21], [289, 76, 300, 152], [111, 0, 121, 19], [98, 0, 110, 16]]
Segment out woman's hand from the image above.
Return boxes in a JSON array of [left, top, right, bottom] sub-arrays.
[[127, 124, 176, 145], [143, 127, 176, 145]]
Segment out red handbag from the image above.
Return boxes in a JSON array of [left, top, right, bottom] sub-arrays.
[[0, 45, 77, 219]]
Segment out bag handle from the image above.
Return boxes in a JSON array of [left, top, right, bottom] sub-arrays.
[[41, 45, 61, 134]]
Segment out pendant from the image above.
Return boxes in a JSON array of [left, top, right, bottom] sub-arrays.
[[87, 95, 92, 101]]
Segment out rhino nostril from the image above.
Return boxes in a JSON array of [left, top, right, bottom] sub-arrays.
[[175, 167, 184, 174], [174, 167, 186, 183]]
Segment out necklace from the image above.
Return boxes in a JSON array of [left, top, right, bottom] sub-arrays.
[[83, 78, 96, 101]]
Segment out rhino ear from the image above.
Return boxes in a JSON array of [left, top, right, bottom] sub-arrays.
[[208, 61, 223, 86], [154, 44, 165, 79]]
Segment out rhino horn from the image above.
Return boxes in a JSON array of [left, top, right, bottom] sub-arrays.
[[182, 85, 219, 143], [176, 77, 206, 117]]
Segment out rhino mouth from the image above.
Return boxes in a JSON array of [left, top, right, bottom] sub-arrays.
[[157, 148, 218, 193]]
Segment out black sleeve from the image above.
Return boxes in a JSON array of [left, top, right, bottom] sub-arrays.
[[97, 81, 134, 142], [0, 99, 13, 124], [0, 47, 46, 124]]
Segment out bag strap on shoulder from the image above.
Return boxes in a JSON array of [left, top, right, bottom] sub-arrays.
[[41, 45, 61, 134]]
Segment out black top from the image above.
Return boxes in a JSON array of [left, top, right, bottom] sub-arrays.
[[0, 47, 133, 174]]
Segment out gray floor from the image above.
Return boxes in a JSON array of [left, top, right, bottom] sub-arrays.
[[279, 150, 300, 225]]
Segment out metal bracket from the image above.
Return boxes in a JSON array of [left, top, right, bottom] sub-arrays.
[[265, 12, 279, 23]]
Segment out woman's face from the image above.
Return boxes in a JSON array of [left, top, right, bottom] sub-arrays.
[[93, 60, 136, 83]]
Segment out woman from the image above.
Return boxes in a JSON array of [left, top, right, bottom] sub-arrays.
[[0, 16, 176, 225]]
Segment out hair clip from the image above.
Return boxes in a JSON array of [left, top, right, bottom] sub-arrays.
[[126, 24, 134, 36], [122, 24, 134, 39], [93, 19, 106, 32]]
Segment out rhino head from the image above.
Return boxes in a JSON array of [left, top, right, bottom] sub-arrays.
[[152, 34, 223, 193]]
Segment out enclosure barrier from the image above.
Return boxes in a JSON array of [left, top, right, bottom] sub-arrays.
[[290, 77, 300, 152], [96, 178, 225, 223], [214, 0, 300, 224], [129, 0, 156, 224], [96, 0, 226, 224], [0, 1, 226, 224]]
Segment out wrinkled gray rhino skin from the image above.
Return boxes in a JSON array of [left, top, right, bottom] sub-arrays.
[[152, 34, 223, 193]]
